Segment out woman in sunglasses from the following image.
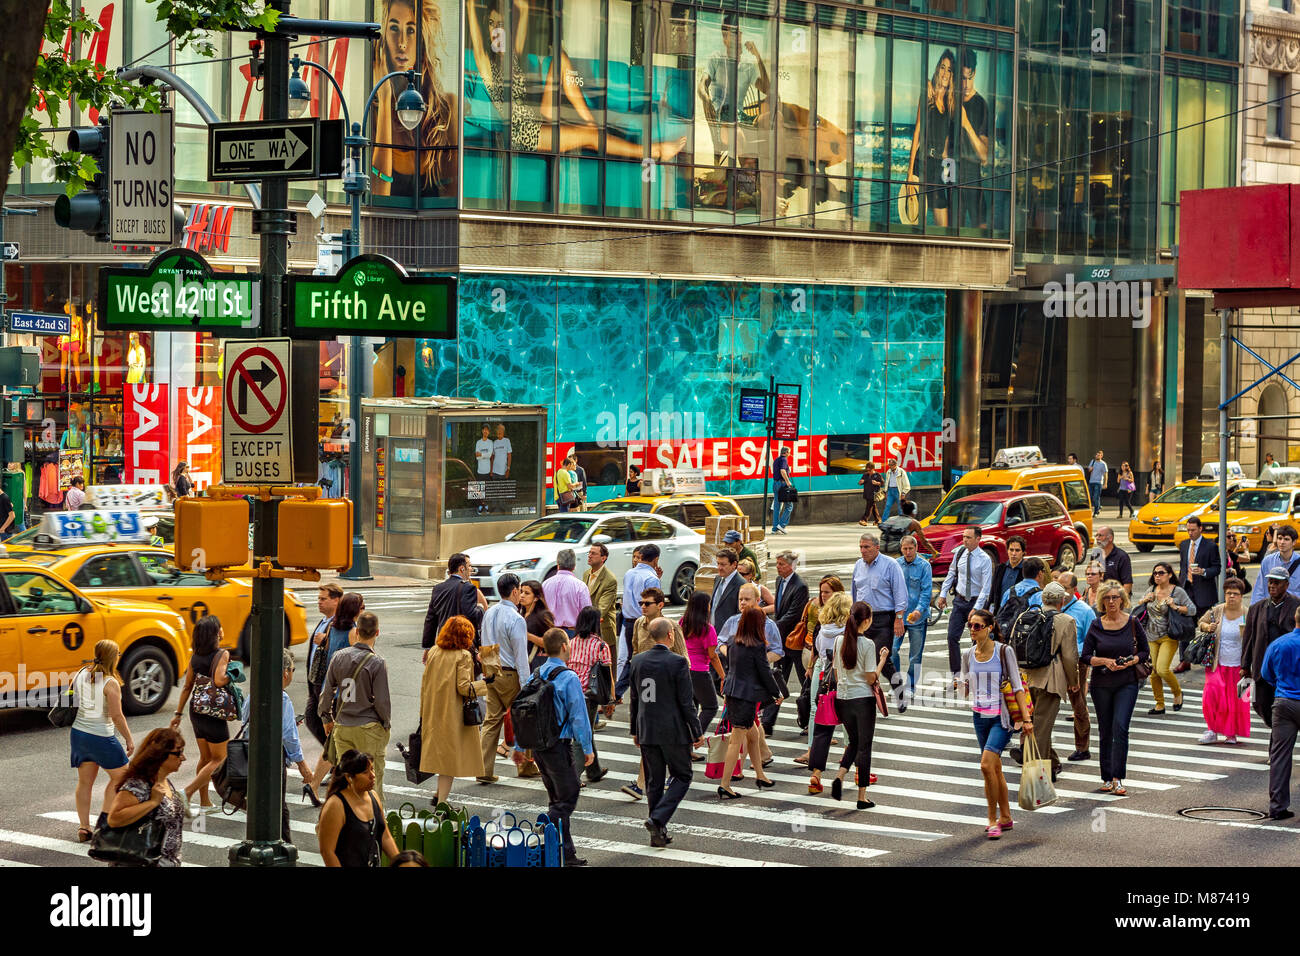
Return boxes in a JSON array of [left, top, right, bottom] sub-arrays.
[[1137, 562, 1195, 715], [106, 728, 188, 867], [737, 558, 775, 616], [956, 608, 1031, 839], [1081, 563, 1103, 609], [1081, 581, 1150, 796]]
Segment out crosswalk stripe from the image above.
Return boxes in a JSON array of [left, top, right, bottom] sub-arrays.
[[0, 828, 201, 867], [383, 766, 946, 842], [568, 835, 800, 866], [1097, 805, 1300, 835], [396, 785, 894, 859], [0, 859, 38, 866]]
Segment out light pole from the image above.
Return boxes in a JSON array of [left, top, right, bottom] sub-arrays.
[[289, 57, 425, 580]]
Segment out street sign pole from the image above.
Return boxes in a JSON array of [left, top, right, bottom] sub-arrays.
[[0, 204, 37, 348], [231, 0, 295, 868], [762, 375, 774, 534], [341, 126, 371, 579]]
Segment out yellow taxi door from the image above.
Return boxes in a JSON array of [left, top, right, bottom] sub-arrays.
[[5, 569, 106, 700], [132, 550, 238, 638]]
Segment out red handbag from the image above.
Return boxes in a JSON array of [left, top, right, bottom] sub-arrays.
[[813, 689, 840, 726]]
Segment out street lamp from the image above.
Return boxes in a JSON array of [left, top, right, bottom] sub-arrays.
[[289, 55, 427, 580]]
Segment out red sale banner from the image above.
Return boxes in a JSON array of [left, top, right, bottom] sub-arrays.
[[124, 384, 169, 485], [175, 387, 221, 489]]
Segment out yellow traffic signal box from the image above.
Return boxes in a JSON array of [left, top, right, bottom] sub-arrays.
[[174, 498, 253, 570], [278, 498, 353, 572]]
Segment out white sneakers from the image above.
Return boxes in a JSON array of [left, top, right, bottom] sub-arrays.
[[1225, 736, 1239, 745], [1198, 730, 1219, 744]]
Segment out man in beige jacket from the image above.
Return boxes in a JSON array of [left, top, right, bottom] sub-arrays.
[[1015, 582, 1080, 782]]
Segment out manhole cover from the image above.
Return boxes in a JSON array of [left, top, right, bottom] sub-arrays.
[[1178, 806, 1267, 822]]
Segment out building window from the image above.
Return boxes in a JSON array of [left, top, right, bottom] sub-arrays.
[[1270, 0, 1291, 11], [1269, 72, 1289, 140]]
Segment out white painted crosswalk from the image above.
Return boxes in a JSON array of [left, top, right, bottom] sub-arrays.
[[1, 668, 1276, 867]]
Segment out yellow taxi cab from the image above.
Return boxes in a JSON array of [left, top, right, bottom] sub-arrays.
[[1172, 480, 1300, 560], [4, 510, 309, 658], [595, 492, 745, 534], [1127, 476, 1254, 552], [920, 447, 1094, 547], [0, 555, 190, 717]]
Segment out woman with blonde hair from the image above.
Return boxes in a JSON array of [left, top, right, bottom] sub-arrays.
[[70, 640, 134, 842], [794, 575, 845, 766], [1082, 580, 1150, 796], [1082, 562, 1104, 608], [419, 615, 491, 803], [371, 0, 458, 199], [737, 557, 775, 615]]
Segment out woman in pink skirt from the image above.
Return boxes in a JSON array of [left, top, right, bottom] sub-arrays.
[[1196, 577, 1252, 744]]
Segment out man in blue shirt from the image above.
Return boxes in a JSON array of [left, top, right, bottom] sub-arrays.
[[1056, 570, 1097, 761], [619, 544, 662, 685], [937, 526, 994, 677], [477, 573, 531, 782], [1088, 451, 1108, 515], [241, 649, 316, 843], [895, 534, 932, 705], [851, 532, 908, 707], [772, 446, 793, 534], [528, 628, 595, 865], [1262, 611, 1300, 820]]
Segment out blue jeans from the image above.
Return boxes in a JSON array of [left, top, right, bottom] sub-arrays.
[[973, 713, 1012, 755], [882, 488, 900, 520], [1091, 680, 1140, 782], [1089, 481, 1102, 513], [773, 496, 793, 530], [892, 622, 927, 701]]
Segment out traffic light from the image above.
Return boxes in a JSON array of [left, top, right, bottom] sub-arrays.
[[54, 123, 110, 241]]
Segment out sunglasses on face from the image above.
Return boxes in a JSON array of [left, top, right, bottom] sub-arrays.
[[169, 749, 185, 758], [968, 622, 987, 631], [1104, 595, 1122, 601], [1154, 570, 1169, 576], [639, 600, 660, 607]]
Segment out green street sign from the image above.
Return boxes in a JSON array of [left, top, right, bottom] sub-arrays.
[[287, 254, 456, 340], [98, 248, 260, 333]]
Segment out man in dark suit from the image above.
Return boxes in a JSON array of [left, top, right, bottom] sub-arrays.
[[421, 552, 486, 663], [764, 550, 809, 735], [711, 548, 742, 632], [1178, 516, 1221, 670], [1242, 569, 1300, 728], [629, 618, 704, 847]]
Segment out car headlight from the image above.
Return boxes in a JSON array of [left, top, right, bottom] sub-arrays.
[[1177, 523, 1187, 533], [1234, 525, 1260, 534], [504, 558, 540, 570]]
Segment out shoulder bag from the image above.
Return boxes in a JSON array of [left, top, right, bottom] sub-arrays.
[[397, 723, 434, 784], [214, 721, 251, 812], [1130, 620, 1152, 682], [48, 667, 87, 728], [306, 622, 332, 685], [88, 808, 166, 866], [191, 652, 238, 722], [785, 604, 809, 651], [588, 650, 614, 707], [1185, 607, 1220, 667], [1166, 595, 1195, 641]]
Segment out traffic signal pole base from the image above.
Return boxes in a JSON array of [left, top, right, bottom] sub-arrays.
[[339, 534, 372, 580], [229, 841, 299, 867]]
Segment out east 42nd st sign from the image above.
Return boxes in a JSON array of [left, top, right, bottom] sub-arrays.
[[287, 255, 456, 339]]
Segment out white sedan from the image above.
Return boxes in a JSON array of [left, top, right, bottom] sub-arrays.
[[463, 511, 701, 605]]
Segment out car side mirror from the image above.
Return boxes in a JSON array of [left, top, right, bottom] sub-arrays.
[[503, 532, 515, 541], [1005, 516, 1022, 526], [78, 597, 92, 614], [592, 534, 613, 545]]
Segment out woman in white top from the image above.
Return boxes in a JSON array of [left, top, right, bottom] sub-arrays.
[[70, 640, 135, 843], [1195, 577, 1252, 744], [801, 591, 849, 781], [828, 601, 891, 809]]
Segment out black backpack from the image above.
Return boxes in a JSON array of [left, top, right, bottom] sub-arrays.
[[1008, 607, 1058, 669], [511, 667, 564, 751], [995, 583, 1040, 636]]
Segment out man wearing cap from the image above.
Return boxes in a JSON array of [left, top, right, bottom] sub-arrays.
[[1252, 524, 1300, 604], [1243, 567, 1300, 729], [723, 529, 758, 571]]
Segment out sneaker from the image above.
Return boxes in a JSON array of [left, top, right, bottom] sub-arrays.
[[1198, 730, 1219, 745], [1225, 736, 1240, 745], [593, 721, 608, 731], [621, 783, 644, 799], [475, 775, 499, 784]]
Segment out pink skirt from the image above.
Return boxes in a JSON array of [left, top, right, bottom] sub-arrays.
[[1202, 664, 1251, 738]]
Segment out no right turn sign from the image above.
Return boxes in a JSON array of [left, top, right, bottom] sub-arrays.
[[222, 338, 293, 482]]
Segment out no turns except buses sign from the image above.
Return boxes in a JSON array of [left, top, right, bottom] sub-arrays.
[[222, 338, 292, 483]]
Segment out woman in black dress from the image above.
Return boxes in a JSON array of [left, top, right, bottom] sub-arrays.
[[168, 616, 232, 816], [716, 608, 782, 798], [906, 48, 957, 228], [626, 465, 643, 496], [519, 579, 555, 664], [317, 750, 400, 867]]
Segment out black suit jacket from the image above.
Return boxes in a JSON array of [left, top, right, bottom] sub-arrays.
[[722, 640, 782, 704], [774, 572, 809, 640], [1178, 536, 1221, 612], [712, 573, 741, 632], [421, 574, 485, 648], [628, 645, 703, 745], [990, 562, 1026, 614], [1241, 591, 1300, 679]]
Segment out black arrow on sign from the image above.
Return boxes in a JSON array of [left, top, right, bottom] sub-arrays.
[[236, 361, 278, 416]]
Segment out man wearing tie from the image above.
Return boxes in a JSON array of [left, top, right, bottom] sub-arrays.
[[1178, 515, 1221, 670], [711, 548, 743, 632], [936, 526, 994, 678], [764, 551, 809, 735]]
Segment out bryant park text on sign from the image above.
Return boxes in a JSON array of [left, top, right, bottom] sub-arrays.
[[287, 254, 456, 339], [98, 248, 259, 333]]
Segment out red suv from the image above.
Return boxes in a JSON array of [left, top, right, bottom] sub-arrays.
[[925, 490, 1083, 579]]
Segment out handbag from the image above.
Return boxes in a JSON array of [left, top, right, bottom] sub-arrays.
[[1186, 609, 1220, 667], [796, 675, 812, 730], [397, 725, 433, 784], [1130, 621, 1152, 681], [998, 645, 1032, 723], [1017, 734, 1057, 811], [214, 721, 250, 812], [587, 656, 614, 707], [191, 672, 239, 722], [813, 688, 840, 726], [872, 676, 889, 717], [1167, 603, 1194, 641], [48, 667, 87, 728], [87, 811, 166, 866], [463, 686, 485, 726], [558, 490, 576, 505], [778, 484, 798, 503], [785, 617, 808, 652], [307, 628, 331, 685], [704, 720, 745, 780]]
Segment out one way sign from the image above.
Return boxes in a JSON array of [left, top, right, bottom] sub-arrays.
[[222, 338, 293, 483], [208, 119, 319, 181], [1, 242, 18, 261]]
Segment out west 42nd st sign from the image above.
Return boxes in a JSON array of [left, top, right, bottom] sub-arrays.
[[287, 255, 456, 339], [98, 248, 260, 334]]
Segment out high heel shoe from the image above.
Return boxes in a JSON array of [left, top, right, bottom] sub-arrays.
[[301, 784, 322, 808], [755, 777, 776, 789], [716, 786, 743, 800]]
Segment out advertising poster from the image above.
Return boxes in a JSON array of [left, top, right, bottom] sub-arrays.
[[444, 417, 541, 522], [124, 384, 169, 485], [175, 387, 222, 490]]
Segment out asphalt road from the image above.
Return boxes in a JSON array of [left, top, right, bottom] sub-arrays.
[[1, 521, 1296, 868]]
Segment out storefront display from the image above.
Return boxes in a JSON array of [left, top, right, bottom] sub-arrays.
[[443, 417, 542, 523]]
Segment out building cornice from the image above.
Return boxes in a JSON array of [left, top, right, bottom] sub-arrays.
[[1250, 11, 1300, 70]]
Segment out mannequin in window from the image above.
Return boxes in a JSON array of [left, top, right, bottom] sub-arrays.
[[126, 332, 148, 385], [61, 302, 85, 390], [61, 409, 85, 451]]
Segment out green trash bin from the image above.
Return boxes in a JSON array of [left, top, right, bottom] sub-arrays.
[[1, 469, 23, 535]]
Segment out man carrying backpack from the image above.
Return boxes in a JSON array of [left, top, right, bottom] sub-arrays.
[[511, 627, 593, 866], [1013, 583, 1079, 781], [996, 557, 1048, 636]]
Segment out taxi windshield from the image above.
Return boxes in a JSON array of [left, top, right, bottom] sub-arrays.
[[6, 552, 62, 568], [511, 517, 596, 543], [596, 501, 654, 513], [5, 526, 42, 547], [1156, 485, 1218, 505], [932, 498, 1004, 526], [1219, 490, 1291, 513]]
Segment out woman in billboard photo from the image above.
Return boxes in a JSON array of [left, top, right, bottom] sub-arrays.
[[371, 0, 458, 199], [906, 48, 957, 228], [466, 0, 685, 160]]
